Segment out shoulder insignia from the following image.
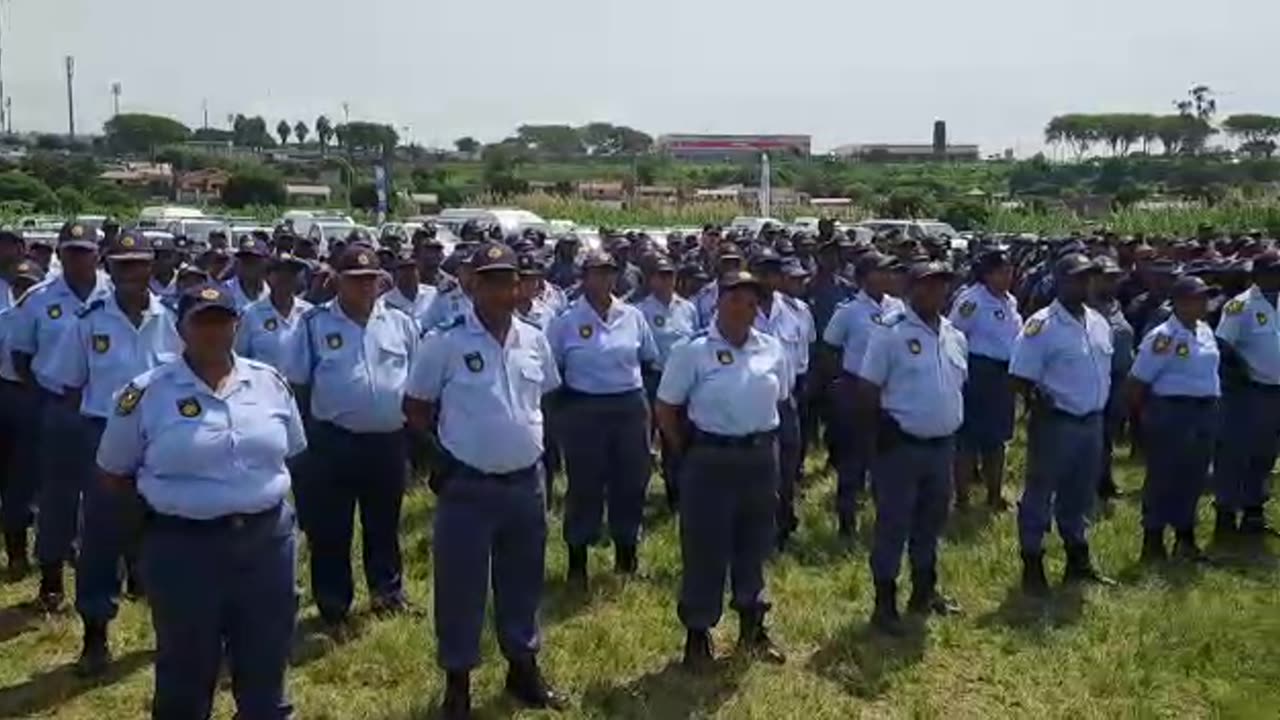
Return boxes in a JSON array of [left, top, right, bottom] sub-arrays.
[[464, 351, 484, 373], [177, 396, 202, 418], [1256, 312, 1269, 327], [92, 334, 111, 354], [1225, 299, 1245, 315], [1152, 333, 1172, 354], [116, 383, 144, 416], [715, 349, 734, 365], [1175, 341, 1190, 358], [47, 303, 63, 320], [77, 299, 105, 318], [958, 300, 976, 318], [514, 314, 540, 329], [1023, 318, 1044, 337], [907, 338, 922, 355]]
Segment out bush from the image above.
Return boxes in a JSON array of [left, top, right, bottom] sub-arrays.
[[0, 171, 59, 212], [223, 168, 286, 208], [56, 186, 87, 214]]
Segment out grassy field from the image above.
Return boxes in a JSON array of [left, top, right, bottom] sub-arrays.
[[0, 442, 1278, 719]]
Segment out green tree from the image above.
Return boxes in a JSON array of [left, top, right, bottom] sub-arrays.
[[350, 181, 378, 210], [55, 186, 87, 213], [515, 124, 583, 158], [481, 145, 528, 196], [191, 127, 234, 143], [1222, 114, 1280, 158], [276, 120, 292, 146], [454, 136, 480, 154], [1173, 85, 1218, 154], [294, 121, 310, 145], [0, 171, 59, 211], [231, 115, 275, 149], [103, 113, 192, 154], [315, 115, 334, 154], [222, 167, 286, 208], [336, 122, 399, 155], [879, 187, 936, 219]]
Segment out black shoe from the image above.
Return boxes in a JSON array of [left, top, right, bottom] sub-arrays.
[[4, 531, 30, 580], [505, 657, 567, 710], [1063, 543, 1116, 586], [736, 607, 785, 664], [907, 569, 962, 616], [370, 594, 409, 616], [682, 629, 714, 672], [837, 514, 856, 540], [1020, 551, 1050, 597], [1239, 507, 1273, 537], [123, 559, 144, 600], [75, 621, 111, 678], [1140, 529, 1167, 565], [320, 612, 354, 641], [441, 670, 471, 720], [36, 563, 64, 612], [870, 581, 904, 636], [1214, 506, 1239, 542], [1173, 530, 1207, 563], [567, 545, 588, 593], [986, 493, 1010, 512], [614, 543, 638, 575]]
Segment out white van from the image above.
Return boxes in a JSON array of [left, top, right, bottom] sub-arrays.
[[138, 206, 207, 228]]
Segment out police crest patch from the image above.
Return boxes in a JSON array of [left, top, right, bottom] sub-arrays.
[[177, 397, 202, 418], [716, 349, 733, 365], [907, 338, 922, 355], [1153, 334, 1172, 354], [47, 304, 62, 319], [994, 308, 1006, 321], [1024, 318, 1043, 337], [464, 352, 484, 373], [959, 300, 976, 318], [654, 315, 666, 328], [1225, 299, 1245, 315], [1257, 312, 1269, 327], [578, 324, 594, 339], [1175, 342, 1190, 358], [326, 333, 343, 350], [116, 384, 143, 416], [92, 334, 110, 354], [264, 317, 278, 332]]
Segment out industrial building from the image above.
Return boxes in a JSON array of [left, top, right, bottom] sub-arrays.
[[656, 134, 811, 161], [831, 143, 981, 162]]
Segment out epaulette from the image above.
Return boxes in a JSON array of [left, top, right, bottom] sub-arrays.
[[514, 314, 541, 329], [437, 278, 459, 294], [77, 299, 106, 318], [436, 314, 466, 333], [245, 358, 295, 397], [301, 304, 328, 323]]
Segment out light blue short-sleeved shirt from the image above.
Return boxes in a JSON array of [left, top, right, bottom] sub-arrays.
[[694, 282, 719, 328], [0, 307, 20, 382], [634, 293, 699, 370], [657, 325, 787, 436], [383, 284, 439, 328], [750, 292, 809, 392], [224, 277, 269, 311], [858, 306, 967, 439], [235, 296, 313, 373], [518, 297, 559, 332], [421, 286, 473, 331], [9, 275, 111, 392], [407, 311, 561, 473], [824, 291, 905, 376], [46, 293, 182, 419], [1010, 299, 1114, 416], [97, 356, 306, 520], [1130, 315, 1220, 398], [782, 295, 816, 375], [284, 299, 418, 433], [948, 283, 1022, 362], [547, 296, 658, 394], [1215, 285, 1280, 385]]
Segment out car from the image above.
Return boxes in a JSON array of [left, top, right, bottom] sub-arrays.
[[280, 210, 355, 239], [789, 216, 821, 234], [138, 206, 207, 228], [164, 217, 230, 246], [307, 219, 359, 255], [436, 208, 549, 238], [855, 219, 959, 241], [728, 216, 783, 237]]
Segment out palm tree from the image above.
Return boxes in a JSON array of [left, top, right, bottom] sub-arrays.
[[315, 115, 334, 155], [294, 121, 310, 145], [276, 120, 291, 146]]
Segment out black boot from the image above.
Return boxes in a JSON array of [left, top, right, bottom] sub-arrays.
[[837, 513, 856, 541], [75, 620, 111, 677], [1020, 551, 1050, 597], [1213, 506, 1238, 542], [870, 581, 904, 636], [566, 545, 588, 593], [1063, 543, 1116, 586], [36, 562, 64, 612], [1139, 529, 1166, 564], [682, 628, 714, 672], [4, 530, 30, 580], [124, 557, 144, 600], [1239, 507, 1272, 537], [1173, 529, 1207, 562], [736, 606, 785, 664], [505, 657, 567, 710], [614, 543, 638, 575], [440, 670, 471, 720], [907, 568, 962, 616]]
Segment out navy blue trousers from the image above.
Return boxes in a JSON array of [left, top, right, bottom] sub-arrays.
[[1214, 384, 1280, 512], [776, 398, 801, 538], [869, 436, 954, 583], [677, 438, 778, 631], [833, 375, 869, 520], [644, 371, 681, 506], [559, 390, 651, 548], [434, 463, 546, 671], [76, 418, 143, 624], [142, 503, 298, 720], [0, 380, 38, 534], [307, 422, 406, 620], [1142, 396, 1218, 532], [35, 392, 91, 565], [1018, 411, 1103, 552]]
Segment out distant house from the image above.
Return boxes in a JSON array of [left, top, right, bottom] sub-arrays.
[[634, 185, 679, 202], [175, 169, 230, 204], [577, 181, 625, 202], [99, 162, 174, 189], [285, 183, 333, 206], [398, 192, 440, 215]]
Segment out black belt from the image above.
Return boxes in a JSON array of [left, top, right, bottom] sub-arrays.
[[691, 428, 777, 448], [897, 431, 953, 447], [969, 355, 1010, 371], [456, 460, 539, 483], [1246, 380, 1280, 394], [145, 502, 281, 531], [1153, 395, 1217, 406], [560, 386, 644, 400], [1048, 407, 1103, 421]]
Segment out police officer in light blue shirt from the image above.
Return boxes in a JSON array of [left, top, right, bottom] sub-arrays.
[[9, 221, 110, 610], [0, 259, 44, 578], [1213, 251, 1280, 539], [547, 249, 659, 587], [656, 269, 788, 670], [1128, 275, 1220, 563], [1009, 253, 1116, 595], [515, 254, 560, 331], [97, 282, 305, 720], [382, 249, 439, 328], [422, 257, 475, 330], [948, 249, 1022, 509], [235, 254, 313, 373], [284, 244, 417, 629], [855, 261, 966, 635], [224, 235, 271, 310], [822, 252, 905, 538], [634, 255, 698, 510], [45, 229, 183, 676], [404, 242, 566, 718]]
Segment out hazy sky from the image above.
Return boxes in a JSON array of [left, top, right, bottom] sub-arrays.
[[5, 0, 1278, 155]]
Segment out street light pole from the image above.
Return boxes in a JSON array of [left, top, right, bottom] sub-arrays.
[[65, 56, 75, 138]]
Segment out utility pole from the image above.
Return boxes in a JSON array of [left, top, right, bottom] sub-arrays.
[[342, 101, 350, 124], [111, 81, 121, 117], [202, 99, 209, 129], [0, 4, 6, 135], [65, 56, 76, 138], [4, 97, 10, 133]]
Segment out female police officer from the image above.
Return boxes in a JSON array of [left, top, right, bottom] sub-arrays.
[[656, 270, 788, 670], [547, 250, 658, 587], [96, 282, 306, 719], [1127, 275, 1220, 562]]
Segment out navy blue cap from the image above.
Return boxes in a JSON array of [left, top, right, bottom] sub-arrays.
[[782, 258, 810, 278], [908, 261, 956, 282], [149, 234, 177, 253], [517, 253, 546, 276], [106, 230, 155, 261], [58, 221, 96, 250], [648, 255, 676, 274], [0, 230, 22, 245], [177, 282, 238, 321], [1092, 256, 1124, 275], [678, 263, 710, 281], [1055, 253, 1098, 277], [1143, 258, 1179, 275], [717, 244, 744, 261], [583, 250, 619, 270], [855, 252, 899, 276], [719, 269, 765, 294], [1252, 251, 1280, 274], [235, 235, 272, 257], [748, 248, 784, 270], [470, 242, 519, 273], [176, 263, 210, 280], [333, 245, 382, 275], [1170, 275, 1215, 299], [13, 259, 44, 283], [269, 252, 310, 272]]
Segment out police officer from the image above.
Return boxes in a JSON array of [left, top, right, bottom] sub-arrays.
[[404, 242, 566, 718], [547, 250, 658, 587], [285, 245, 418, 629], [1089, 256, 1136, 499], [383, 249, 439, 328], [693, 246, 745, 327], [10, 221, 110, 609], [546, 234, 581, 290], [224, 235, 272, 310], [0, 259, 45, 577], [412, 228, 454, 290], [97, 282, 305, 719], [423, 253, 475, 330], [0, 229, 26, 309], [148, 234, 182, 299], [515, 254, 561, 330], [948, 248, 1021, 509], [46, 229, 183, 675], [1213, 251, 1280, 540], [855, 261, 966, 635], [235, 254, 313, 372], [634, 255, 698, 510], [655, 269, 788, 669], [1010, 253, 1116, 594], [823, 252, 905, 538], [1127, 275, 1219, 562]]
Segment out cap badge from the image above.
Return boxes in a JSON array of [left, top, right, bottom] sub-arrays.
[[199, 287, 220, 301]]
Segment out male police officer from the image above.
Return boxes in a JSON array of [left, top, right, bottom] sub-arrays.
[[1010, 253, 1116, 594], [405, 242, 566, 718], [225, 236, 272, 310], [0, 259, 44, 577], [856, 261, 966, 635]]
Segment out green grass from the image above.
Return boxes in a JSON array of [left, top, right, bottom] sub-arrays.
[[1, 443, 1278, 719]]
